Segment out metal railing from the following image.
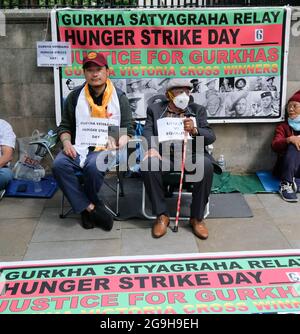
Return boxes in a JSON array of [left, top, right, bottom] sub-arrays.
[[0, 0, 297, 9]]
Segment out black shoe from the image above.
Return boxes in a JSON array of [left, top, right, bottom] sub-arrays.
[[90, 203, 113, 231], [81, 210, 95, 229]]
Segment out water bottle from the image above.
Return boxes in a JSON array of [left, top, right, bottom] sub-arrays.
[[13, 161, 35, 180], [217, 154, 226, 172]]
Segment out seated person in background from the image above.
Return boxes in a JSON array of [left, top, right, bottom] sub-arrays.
[[0, 119, 16, 198], [142, 78, 221, 239], [53, 53, 134, 230], [271, 90, 300, 202]]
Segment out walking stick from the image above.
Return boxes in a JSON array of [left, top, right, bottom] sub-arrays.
[[172, 130, 188, 232], [173, 109, 195, 232]]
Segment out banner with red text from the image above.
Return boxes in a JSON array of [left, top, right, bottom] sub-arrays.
[[1, 250, 300, 314], [51, 7, 291, 125]]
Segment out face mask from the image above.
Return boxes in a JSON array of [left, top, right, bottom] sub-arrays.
[[173, 92, 190, 110], [288, 115, 300, 131]]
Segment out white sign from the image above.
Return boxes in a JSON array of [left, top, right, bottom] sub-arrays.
[[37, 41, 71, 67], [157, 117, 196, 143], [77, 118, 119, 147]]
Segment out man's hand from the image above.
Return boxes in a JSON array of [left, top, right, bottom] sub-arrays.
[[107, 136, 118, 151], [63, 140, 77, 159], [183, 118, 197, 135], [143, 148, 162, 161], [287, 135, 300, 151], [118, 135, 130, 149]]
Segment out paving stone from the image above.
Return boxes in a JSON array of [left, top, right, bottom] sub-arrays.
[[196, 219, 291, 253], [244, 194, 265, 210], [23, 239, 121, 261], [44, 190, 63, 208], [31, 208, 121, 242], [0, 218, 38, 257], [120, 218, 151, 229], [121, 224, 199, 256], [0, 256, 24, 262], [257, 193, 300, 219], [0, 197, 45, 219], [278, 224, 300, 248]]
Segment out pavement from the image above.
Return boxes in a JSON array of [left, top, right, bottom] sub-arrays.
[[0, 189, 300, 263]]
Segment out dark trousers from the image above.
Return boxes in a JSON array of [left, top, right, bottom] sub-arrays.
[[142, 155, 214, 220], [52, 151, 105, 214], [281, 144, 300, 183]]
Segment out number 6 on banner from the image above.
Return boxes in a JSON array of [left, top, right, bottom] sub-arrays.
[[255, 29, 264, 42]]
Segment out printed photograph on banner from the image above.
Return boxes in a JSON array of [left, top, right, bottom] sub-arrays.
[[128, 93, 146, 119]]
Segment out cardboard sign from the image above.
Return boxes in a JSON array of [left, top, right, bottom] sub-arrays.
[[157, 117, 196, 142], [76, 118, 119, 147]]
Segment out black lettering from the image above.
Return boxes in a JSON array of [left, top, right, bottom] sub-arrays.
[[119, 276, 133, 289]]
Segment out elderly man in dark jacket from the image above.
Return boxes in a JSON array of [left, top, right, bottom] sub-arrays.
[[142, 78, 221, 239]]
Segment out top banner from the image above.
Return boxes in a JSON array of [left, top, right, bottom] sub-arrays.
[[52, 7, 291, 125]]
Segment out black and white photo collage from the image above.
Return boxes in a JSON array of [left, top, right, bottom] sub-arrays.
[[111, 76, 281, 121], [62, 76, 281, 120]]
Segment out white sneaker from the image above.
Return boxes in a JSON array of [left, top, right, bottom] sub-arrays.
[[279, 182, 298, 202]]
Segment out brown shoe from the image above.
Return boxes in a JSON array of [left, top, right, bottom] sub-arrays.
[[152, 214, 170, 238], [190, 218, 208, 239]]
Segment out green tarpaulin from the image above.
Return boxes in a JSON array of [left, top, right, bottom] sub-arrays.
[[212, 172, 266, 194]]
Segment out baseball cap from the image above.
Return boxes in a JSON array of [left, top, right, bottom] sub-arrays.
[[166, 78, 193, 91], [82, 52, 108, 69]]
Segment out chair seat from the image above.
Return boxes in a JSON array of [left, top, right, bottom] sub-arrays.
[[163, 172, 194, 196]]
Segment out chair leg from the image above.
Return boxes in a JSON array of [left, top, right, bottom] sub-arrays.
[[141, 184, 210, 221], [59, 192, 73, 218], [204, 200, 210, 219], [117, 167, 124, 197], [141, 183, 156, 220]]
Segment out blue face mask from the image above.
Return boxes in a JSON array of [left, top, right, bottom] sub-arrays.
[[288, 115, 300, 131]]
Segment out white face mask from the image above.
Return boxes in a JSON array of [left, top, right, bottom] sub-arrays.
[[173, 92, 190, 110]]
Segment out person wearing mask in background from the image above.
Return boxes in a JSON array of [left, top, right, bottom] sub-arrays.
[[272, 90, 300, 202]]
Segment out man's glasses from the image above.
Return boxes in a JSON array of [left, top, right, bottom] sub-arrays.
[[288, 103, 300, 110]]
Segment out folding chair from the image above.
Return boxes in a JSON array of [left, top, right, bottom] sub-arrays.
[[59, 138, 141, 219], [59, 164, 124, 219], [29, 130, 58, 161], [141, 171, 210, 221]]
